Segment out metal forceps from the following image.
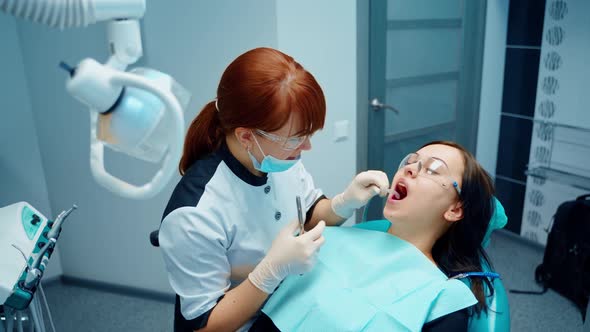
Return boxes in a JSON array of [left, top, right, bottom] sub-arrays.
[[296, 196, 305, 235]]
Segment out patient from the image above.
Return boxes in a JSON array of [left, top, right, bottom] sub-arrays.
[[250, 141, 501, 331]]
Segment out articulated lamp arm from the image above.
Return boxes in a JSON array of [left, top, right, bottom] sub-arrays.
[[1, 0, 189, 199]]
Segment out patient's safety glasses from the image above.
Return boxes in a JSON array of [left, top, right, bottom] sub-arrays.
[[398, 153, 461, 195], [255, 129, 308, 151]]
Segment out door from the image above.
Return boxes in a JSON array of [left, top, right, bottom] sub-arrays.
[[365, 0, 487, 220]]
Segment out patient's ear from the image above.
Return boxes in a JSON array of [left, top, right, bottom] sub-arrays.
[[444, 201, 463, 223]]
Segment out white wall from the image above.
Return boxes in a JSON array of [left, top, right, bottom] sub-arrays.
[[4, 0, 515, 294], [6, 0, 359, 293], [0, 15, 63, 280], [476, 0, 510, 177], [276, 0, 358, 225], [15, 1, 278, 293]]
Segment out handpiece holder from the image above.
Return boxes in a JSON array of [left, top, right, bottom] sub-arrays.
[[23, 205, 77, 290], [23, 239, 56, 289]]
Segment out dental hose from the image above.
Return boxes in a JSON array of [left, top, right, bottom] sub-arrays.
[[0, 0, 96, 29]]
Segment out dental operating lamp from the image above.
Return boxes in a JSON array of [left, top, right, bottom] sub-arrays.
[[1, 1, 190, 330], [1, 0, 191, 200]]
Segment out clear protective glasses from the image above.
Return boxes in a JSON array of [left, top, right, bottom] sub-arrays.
[[255, 129, 308, 151], [398, 153, 462, 195]]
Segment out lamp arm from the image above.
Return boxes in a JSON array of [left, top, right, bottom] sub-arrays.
[[0, 0, 146, 29]]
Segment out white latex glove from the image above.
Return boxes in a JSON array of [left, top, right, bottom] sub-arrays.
[[248, 220, 326, 294], [331, 170, 390, 219]]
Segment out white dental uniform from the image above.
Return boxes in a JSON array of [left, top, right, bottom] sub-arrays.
[[158, 141, 324, 332]]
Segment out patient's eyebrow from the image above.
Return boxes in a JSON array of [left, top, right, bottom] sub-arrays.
[[416, 152, 450, 168], [431, 156, 449, 168]]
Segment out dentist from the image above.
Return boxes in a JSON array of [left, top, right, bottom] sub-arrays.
[[157, 47, 389, 332]]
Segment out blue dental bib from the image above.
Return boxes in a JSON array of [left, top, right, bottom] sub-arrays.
[[263, 220, 477, 331]]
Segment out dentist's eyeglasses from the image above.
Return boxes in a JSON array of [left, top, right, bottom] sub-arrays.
[[398, 153, 461, 195], [255, 129, 308, 151]]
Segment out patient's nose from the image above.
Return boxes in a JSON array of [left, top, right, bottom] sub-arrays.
[[404, 162, 419, 178]]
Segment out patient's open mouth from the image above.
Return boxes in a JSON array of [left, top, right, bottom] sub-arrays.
[[391, 181, 408, 200]]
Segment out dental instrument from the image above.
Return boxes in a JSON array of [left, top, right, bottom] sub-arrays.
[[20, 205, 78, 291], [45, 205, 77, 242], [296, 196, 305, 235]]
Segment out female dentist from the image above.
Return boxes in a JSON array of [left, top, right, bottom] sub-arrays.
[[158, 47, 389, 332]]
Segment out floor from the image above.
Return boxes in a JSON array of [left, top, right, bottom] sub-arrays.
[[1, 229, 586, 331]]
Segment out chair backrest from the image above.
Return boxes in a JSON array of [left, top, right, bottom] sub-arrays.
[[150, 229, 160, 247]]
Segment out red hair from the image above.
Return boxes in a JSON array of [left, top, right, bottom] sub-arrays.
[[179, 47, 326, 174]]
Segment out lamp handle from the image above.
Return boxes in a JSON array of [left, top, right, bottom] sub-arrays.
[[89, 71, 184, 199]]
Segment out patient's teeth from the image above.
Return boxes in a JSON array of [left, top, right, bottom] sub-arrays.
[[393, 191, 401, 200]]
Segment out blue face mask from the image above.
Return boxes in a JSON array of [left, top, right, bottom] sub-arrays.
[[248, 134, 300, 173]]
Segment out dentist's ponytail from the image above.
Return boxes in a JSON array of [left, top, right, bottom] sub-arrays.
[[179, 101, 223, 175]]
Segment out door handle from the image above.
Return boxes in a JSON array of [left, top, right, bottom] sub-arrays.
[[370, 98, 400, 114]]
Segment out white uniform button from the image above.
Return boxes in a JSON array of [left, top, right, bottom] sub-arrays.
[[264, 186, 271, 194], [274, 211, 281, 221]]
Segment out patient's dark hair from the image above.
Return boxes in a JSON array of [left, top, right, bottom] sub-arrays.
[[423, 141, 496, 316]]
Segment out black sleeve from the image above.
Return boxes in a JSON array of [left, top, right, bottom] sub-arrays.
[[305, 195, 327, 224], [422, 308, 470, 332], [174, 294, 225, 332], [249, 313, 281, 332]]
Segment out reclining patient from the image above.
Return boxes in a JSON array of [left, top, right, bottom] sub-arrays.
[[250, 141, 506, 332]]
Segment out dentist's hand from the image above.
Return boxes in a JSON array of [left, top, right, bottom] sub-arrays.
[[248, 220, 326, 294], [331, 170, 390, 219]]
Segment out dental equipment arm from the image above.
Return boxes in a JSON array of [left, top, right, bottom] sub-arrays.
[[0, 203, 78, 294], [0, 0, 145, 29], [0, 0, 190, 200], [1, 202, 78, 312], [24, 205, 77, 289]]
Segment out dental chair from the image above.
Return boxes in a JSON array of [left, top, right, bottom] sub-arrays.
[[150, 228, 510, 332], [467, 271, 511, 332]]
